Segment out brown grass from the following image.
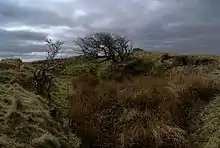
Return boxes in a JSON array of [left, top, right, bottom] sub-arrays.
[[68, 70, 220, 147]]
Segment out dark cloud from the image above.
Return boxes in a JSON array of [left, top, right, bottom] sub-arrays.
[[0, 29, 47, 41], [0, 29, 47, 54], [74, 0, 220, 54], [0, 0, 220, 61], [0, 1, 75, 26]]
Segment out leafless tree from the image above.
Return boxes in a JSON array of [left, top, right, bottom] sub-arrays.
[[74, 32, 133, 63], [44, 39, 64, 68], [34, 38, 64, 104]]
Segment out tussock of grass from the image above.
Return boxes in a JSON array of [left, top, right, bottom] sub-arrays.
[[31, 133, 62, 148], [119, 109, 187, 148], [68, 70, 220, 147]]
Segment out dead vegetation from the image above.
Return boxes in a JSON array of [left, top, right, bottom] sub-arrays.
[[68, 62, 220, 147]]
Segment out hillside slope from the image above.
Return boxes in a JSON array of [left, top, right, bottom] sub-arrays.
[[0, 59, 80, 148], [1, 52, 220, 148]]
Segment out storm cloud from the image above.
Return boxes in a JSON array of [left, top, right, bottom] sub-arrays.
[[0, 0, 220, 60]]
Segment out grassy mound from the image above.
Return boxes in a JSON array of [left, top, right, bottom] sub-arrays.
[[68, 71, 220, 147], [0, 84, 79, 148], [0, 59, 36, 91], [197, 96, 220, 148]]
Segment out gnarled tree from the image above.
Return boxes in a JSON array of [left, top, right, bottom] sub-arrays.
[[74, 32, 133, 62], [34, 39, 64, 104]]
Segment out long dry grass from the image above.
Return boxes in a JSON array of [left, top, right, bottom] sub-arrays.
[[68, 68, 220, 148]]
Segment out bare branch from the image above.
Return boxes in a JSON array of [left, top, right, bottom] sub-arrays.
[[44, 38, 64, 62], [33, 38, 64, 104]]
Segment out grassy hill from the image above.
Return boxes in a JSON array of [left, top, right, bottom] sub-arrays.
[[1, 51, 220, 147]]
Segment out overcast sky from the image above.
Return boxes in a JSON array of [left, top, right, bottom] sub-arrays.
[[0, 0, 220, 61]]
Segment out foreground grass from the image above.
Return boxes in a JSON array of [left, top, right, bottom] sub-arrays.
[[0, 83, 80, 148], [68, 72, 220, 147], [0, 59, 80, 148], [67, 52, 220, 147], [1, 52, 220, 148]]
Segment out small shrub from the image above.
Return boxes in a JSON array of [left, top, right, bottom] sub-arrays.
[[193, 57, 217, 66], [133, 48, 144, 52], [172, 55, 217, 67], [112, 58, 155, 80], [160, 53, 174, 62], [96, 58, 155, 81], [172, 55, 195, 66]]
